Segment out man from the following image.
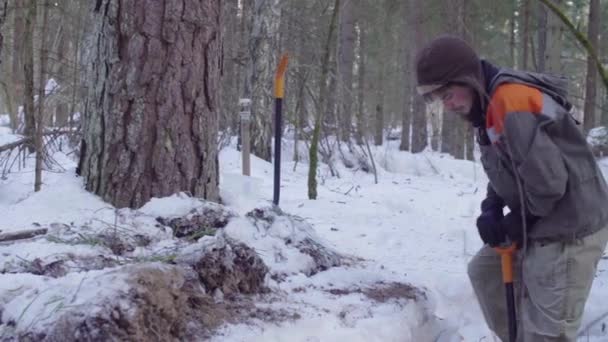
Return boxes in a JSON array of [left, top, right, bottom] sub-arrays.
[[415, 35, 608, 341]]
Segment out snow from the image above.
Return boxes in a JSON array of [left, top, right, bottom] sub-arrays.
[[1, 128, 607, 341], [1, 267, 131, 333]]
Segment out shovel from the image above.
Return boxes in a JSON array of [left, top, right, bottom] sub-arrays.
[[495, 243, 517, 342]]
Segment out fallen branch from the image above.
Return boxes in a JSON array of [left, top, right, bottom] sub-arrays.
[[0, 130, 72, 154], [0, 228, 48, 243], [0, 137, 28, 154]]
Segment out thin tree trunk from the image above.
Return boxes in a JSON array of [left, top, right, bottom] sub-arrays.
[[246, 0, 280, 162], [510, 0, 516, 68], [537, 1, 548, 72], [34, 0, 50, 192], [0, 0, 5, 60], [440, 0, 466, 158], [54, 22, 69, 127], [583, 0, 600, 132], [308, 0, 339, 200], [337, 0, 355, 142], [399, 88, 411, 152], [69, 0, 84, 130], [355, 21, 365, 145], [10, 0, 24, 131], [0, 1, 5, 118], [23, 0, 36, 153], [539, 0, 564, 74], [293, 73, 307, 163], [399, 11, 411, 152], [374, 103, 383, 146], [409, 0, 427, 153], [538, 0, 608, 92], [78, 0, 221, 208], [520, 0, 530, 70], [324, 63, 338, 132]]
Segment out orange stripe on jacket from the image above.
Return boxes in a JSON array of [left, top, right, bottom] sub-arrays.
[[486, 83, 543, 134]]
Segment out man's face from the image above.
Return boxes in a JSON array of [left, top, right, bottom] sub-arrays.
[[430, 84, 475, 118]]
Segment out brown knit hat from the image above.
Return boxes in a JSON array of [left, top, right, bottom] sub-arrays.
[[415, 35, 483, 98]]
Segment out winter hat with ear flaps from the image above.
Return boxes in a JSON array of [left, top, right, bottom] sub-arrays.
[[415, 35, 484, 100]]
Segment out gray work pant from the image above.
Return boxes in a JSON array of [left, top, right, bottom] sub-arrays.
[[467, 226, 608, 341]]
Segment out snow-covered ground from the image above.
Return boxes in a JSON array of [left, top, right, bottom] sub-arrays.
[[1, 131, 607, 341]]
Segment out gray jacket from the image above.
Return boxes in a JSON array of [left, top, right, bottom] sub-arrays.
[[479, 69, 608, 242]]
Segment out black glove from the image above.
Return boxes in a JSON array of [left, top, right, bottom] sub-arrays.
[[500, 210, 540, 247], [476, 211, 507, 247], [477, 209, 539, 247], [480, 196, 504, 219], [476, 196, 507, 247]]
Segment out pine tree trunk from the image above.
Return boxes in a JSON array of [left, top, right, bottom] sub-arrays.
[[221, 0, 239, 134], [308, 0, 339, 200], [583, 0, 600, 132], [69, 0, 85, 130], [0, 0, 11, 128], [602, 4, 608, 128], [35, 0, 50, 192], [510, 0, 516, 68], [0, 1, 4, 60], [520, 0, 530, 70], [22, 0, 36, 152], [539, 0, 563, 74], [10, 0, 24, 131], [324, 64, 338, 132], [440, 0, 466, 158], [374, 103, 383, 146], [537, 1, 548, 72], [409, 0, 427, 153], [355, 21, 366, 145], [399, 35, 411, 151], [54, 23, 69, 127], [337, 0, 355, 142], [399, 5, 411, 153], [78, 0, 221, 209], [244, 0, 280, 162]]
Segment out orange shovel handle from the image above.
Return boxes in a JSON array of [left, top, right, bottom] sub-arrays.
[[495, 244, 517, 283]]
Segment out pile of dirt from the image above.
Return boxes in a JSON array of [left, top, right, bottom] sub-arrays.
[[156, 204, 234, 240], [246, 206, 348, 276], [8, 237, 270, 342], [191, 237, 269, 296]]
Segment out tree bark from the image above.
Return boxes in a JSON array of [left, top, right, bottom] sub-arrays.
[[10, 0, 24, 131], [22, 0, 36, 152], [374, 103, 383, 146], [35, 0, 50, 192], [308, 0, 339, 200], [440, 0, 467, 158], [337, 0, 355, 142], [583, 0, 600, 132], [520, 0, 530, 70], [399, 10, 411, 152], [510, 0, 516, 68], [355, 20, 366, 145], [537, 0, 548, 72], [540, 0, 564, 74], [0, 0, 11, 127], [54, 19, 69, 127], [409, 0, 427, 153], [0, 0, 5, 60], [78, 0, 221, 209], [244, 0, 280, 162], [68, 0, 86, 130]]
